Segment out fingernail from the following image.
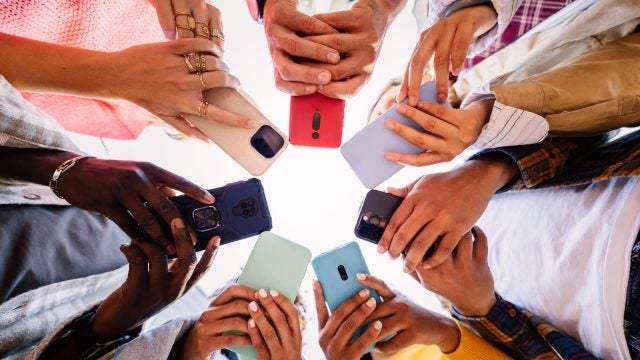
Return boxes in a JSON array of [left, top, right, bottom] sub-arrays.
[[384, 153, 396, 161], [327, 52, 340, 63], [397, 104, 406, 113], [423, 263, 432, 270], [358, 288, 369, 298], [190, 232, 197, 246], [356, 273, 366, 281], [374, 321, 383, 330], [384, 120, 394, 129], [249, 301, 258, 312], [248, 319, 256, 328], [397, 88, 406, 102], [163, 30, 176, 40], [203, 192, 215, 203], [171, 218, 185, 230], [245, 119, 257, 128], [366, 298, 376, 308], [259, 289, 268, 299], [269, 289, 279, 298], [305, 85, 316, 94], [318, 71, 331, 83], [403, 266, 411, 273], [377, 245, 386, 254]]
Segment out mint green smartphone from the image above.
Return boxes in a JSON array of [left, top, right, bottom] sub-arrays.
[[229, 231, 312, 359]]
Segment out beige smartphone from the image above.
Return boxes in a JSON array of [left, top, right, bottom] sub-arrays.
[[184, 88, 288, 176]]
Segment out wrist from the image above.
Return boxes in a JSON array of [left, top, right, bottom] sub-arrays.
[[453, 293, 497, 317], [433, 317, 461, 354], [464, 153, 519, 192]]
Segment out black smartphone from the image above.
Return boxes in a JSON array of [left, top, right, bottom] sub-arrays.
[[169, 178, 272, 252], [354, 190, 403, 243]]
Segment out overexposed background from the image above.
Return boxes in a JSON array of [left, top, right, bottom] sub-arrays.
[[70, 1, 467, 357]]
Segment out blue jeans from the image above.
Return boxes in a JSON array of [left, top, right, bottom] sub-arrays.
[[625, 229, 640, 359]]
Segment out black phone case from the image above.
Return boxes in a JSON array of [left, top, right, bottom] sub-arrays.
[[354, 190, 403, 244], [170, 178, 272, 251]]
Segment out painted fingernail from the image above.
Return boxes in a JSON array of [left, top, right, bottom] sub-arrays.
[[366, 298, 376, 307], [397, 104, 406, 113], [377, 245, 386, 254], [248, 319, 256, 328], [318, 71, 331, 83], [171, 218, 185, 230], [359, 288, 369, 298], [327, 52, 340, 63], [374, 321, 383, 330], [305, 85, 316, 94], [259, 289, 268, 299], [203, 192, 215, 203], [270, 289, 279, 298], [249, 301, 259, 312], [356, 273, 366, 281], [245, 119, 257, 128]]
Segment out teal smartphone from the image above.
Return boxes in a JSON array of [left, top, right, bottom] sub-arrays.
[[229, 231, 312, 359], [311, 242, 385, 352]]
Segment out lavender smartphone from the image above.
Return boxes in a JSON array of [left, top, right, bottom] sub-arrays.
[[341, 82, 450, 189], [355, 190, 403, 243], [169, 178, 272, 251]]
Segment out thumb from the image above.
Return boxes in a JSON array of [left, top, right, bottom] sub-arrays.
[[121, 243, 148, 288], [387, 178, 419, 198]]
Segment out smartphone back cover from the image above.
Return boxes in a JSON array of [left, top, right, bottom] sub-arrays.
[[355, 190, 403, 244], [341, 82, 449, 188], [184, 88, 288, 176], [289, 93, 345, 148], [170, 178, 272, 249], [231, 231, 311, 359]]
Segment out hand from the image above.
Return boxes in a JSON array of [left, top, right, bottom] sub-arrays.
[[246, 289, 302, 360], [398, 5, 497, 104], [415, 227, 497, 316], [91, 218, 220, 341], [384, 99, 493, 166], [314, 281, 383, 360], [263, 0, 341, 95], [151, 0, 225, 48], [107, 39, 252, 140], [378, 155, 518, 271], [60, 158, 213, 254], [176, 284, 257, 360], [356, 274, 462, 354], [305, 0, 403, 99]]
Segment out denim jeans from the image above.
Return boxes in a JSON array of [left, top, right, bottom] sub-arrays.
[[625, 229, 640, 359]]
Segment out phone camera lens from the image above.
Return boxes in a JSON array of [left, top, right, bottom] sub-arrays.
[[337, 265, 348, 281], [242, 209, 249, 216], [241, 202, 247, 208], [373, 230, 382, 239], [312, 131, 319, 139], [358, 225, 370, 236], [248, 200, 255, 207], [369, 216, 380, 226]]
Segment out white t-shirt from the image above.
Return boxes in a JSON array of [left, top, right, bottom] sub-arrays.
[[477, 177, 640, 359]]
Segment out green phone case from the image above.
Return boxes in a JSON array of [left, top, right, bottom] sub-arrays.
[[229, 231, 312, 359]]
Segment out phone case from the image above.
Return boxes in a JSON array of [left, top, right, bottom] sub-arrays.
[[184, 88, 288, 176], [289, 93, 345, 148], [341, 82, 450, 188], [355, 190, 403, 244], [312, 242, 383, 350], [230, 231, 311, 359], [169, 178, 272, 252]]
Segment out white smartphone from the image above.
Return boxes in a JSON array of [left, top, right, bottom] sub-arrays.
[[184, 88, 288, 176]]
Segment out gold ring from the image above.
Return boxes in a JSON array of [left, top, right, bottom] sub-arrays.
[[198, 73, 207, 89], [175, 12, 196, 31], [184, 55, 196, 73], [195, 21, 210, 38], [198, 100, 209, 117], [194, 53, 206, 73], [210, 28, 224, 42]]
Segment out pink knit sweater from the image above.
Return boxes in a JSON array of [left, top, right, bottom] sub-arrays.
[[0, 0, 166, 139]]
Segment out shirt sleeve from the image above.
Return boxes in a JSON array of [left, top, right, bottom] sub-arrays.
[[451, 294, 597, 359], [443, 320, 510, 360]]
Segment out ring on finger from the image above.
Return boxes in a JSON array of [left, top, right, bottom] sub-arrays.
[[184, 54, 196, 73], [198, 100, 209, 117], [198, 73, 207, 89], [210, 28, 224, 42], [195, 53, 206, 73], [195, 21, 210, 39], [175, 12, 196, 31]]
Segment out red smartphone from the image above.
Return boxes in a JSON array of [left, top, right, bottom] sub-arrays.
[[289, 93, 345, 148]]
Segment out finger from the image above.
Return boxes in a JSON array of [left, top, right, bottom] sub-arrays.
[[248, 301, 282, 356], [385, 151, 452, 167], [303, 33, 364, 53], [247, 318, 271, 360], [147, 164, 214, 204], [433, 28, 456, 103], [449, 24, 475, 76], [122, 197, 171, 249], [378, 199, 414, 254], [396, 66, 410, 103], [120, 243, 149, 289], [403, 221, 443, 273], [375, 329, 416, 354], [317, 75, 368, 100], [256, 289, 294, 351], [159, 115, 210, 142], [200, 300, 252, 323], [355, 274, 395, 300], [272, 31, 340, 63], [384, 120, 448, 153], [131, 239, 168, 289], [186, 236, 220, 290], [352, 321, 383, 357], [211, 284, 257, 306], [298, 53, 365, 81], [152, 0, 176, 40], [191, 0, 210, 38], [408, 33, 437, 106], [453, 232, 474, 266], [388, 211, 427, 259], [385, 178, 418, 199], [200, 70, 239, 89], [272, 49, 331, 85], [159, 186, 177, 198], [472, 226, 489, 262], [140, 186, 185, 238], [313, 11, 354, 31], [170, 218, 198, 287], [313, 280, 330, 330], [323, 288, 371, 342], [199, 100, 254, 129], [168, 37, 223, 58], [274, 70, 317, 95], [270, 290, 302, 344], [186, 55, 229, 73], [396, 104, 458, 139], [333, 298, 378, 350], [197, 317, 248, 336], [207, 5, 224, 49], [415, 101, 457, 124], [104, 208, 143, 240], [173, 8, 196, 39], [423, 229, 466, 269], [285, 11, 338, 35]]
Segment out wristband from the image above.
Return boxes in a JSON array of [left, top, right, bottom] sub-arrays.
[[443, 0, 494, 18], [49, 155, 94, 199]]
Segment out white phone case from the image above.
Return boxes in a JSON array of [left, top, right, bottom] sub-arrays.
[[184, 88, 288, 176]]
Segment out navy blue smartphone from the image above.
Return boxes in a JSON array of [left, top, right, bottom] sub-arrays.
[[355, 190, 403, 244], [169, 178, 272, 252]]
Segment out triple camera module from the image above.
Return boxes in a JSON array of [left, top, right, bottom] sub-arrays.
[[356, 211, 388, 241], [191, 198, 259, 232]]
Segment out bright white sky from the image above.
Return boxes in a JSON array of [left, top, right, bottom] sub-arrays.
[[69, 1, 470, 357]]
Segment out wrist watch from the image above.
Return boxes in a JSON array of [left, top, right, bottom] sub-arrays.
[[246, 0, 267, 24]]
